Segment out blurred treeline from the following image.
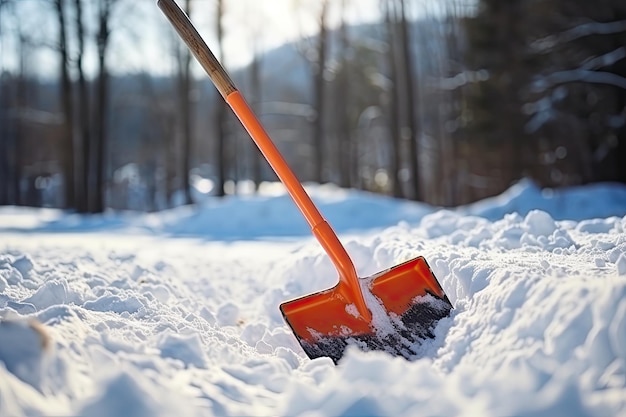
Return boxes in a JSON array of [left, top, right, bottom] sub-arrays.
[[1, 0, 625, 213]]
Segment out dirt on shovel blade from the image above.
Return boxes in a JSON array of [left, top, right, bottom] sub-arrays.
[[286, 292, 453, 364]]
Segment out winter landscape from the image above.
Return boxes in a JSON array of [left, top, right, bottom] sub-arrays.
[[1, 179, 626, 417]]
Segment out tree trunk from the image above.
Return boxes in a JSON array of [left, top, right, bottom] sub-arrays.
[[249, 47, 263, 191], [312, 0, 329, 184], [443, 2, 464, 206], [92, 0, 116, 213], [14, 34, 27, 205], [399, 0, 420, 200], [54, 0, 75, 209], [214, 0, 227, 197], [179, 0, 194, 205], [74, 0, 90, 213], [0, 75, 8, 205], [385, 0, 404, 198], [0, 2, 8, 205], [336, 2, 351, 188]]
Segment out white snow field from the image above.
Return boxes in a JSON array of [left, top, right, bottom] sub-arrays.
[[1, 179, 626, 417]]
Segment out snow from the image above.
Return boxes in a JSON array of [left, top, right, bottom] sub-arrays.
[[1, 179, 626, 416]]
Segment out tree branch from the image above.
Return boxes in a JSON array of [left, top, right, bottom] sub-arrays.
[[581, 46, 626, 71], [531, 19, 626, 52], [532, 69, 626, 93]]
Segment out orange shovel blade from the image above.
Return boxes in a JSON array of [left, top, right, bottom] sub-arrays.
[[280, 256, 452, 363]]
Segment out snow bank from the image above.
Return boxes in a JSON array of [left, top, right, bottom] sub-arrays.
[[1, 180, 625, 416], [464, 178, 626, 221]]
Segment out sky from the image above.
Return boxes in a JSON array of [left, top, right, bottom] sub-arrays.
[[0, 0, 384, 78]]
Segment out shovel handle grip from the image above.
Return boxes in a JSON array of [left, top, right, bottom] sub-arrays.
[[157, 0, 235, 99]]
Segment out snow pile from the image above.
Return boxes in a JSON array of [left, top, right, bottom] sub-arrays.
[[463, 178, 626, 221], [1, 180, 625, 416]]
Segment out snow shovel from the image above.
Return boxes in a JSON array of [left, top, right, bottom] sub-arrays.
[[158, 0, 452, 363]]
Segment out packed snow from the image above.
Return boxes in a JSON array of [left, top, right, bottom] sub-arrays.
[[1, 179, 626, 416]]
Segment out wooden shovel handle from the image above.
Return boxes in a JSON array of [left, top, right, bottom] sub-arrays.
[[157, 0, 235, 98]]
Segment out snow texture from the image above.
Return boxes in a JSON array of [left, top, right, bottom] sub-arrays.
[[1, 180, 626, 416]]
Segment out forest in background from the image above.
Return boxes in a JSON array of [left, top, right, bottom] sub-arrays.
[[1, 0, 625, 213]]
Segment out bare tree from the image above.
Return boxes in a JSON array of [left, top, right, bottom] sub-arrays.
[[0, 0, 14, 205], [0, 0, 28, 204], [441, 0, 466, 205], [398, 0, 420, 200], [335, 0, 352, 188], [73, 0, 90, 213], [91, 0, 118, 213], [0, 76, 8, 205], [248, 42, 264, 191], [164, 36, 178, 206], [0, 0, 7, 205], [383, 0, 404, 198], [176, 0, 194, 204], [311, 0, 329, 184], [214, 0, 227, 197], [53, 0, 75, 209]]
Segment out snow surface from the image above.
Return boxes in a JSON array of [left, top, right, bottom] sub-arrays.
[[1, 179, 626, 416]]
